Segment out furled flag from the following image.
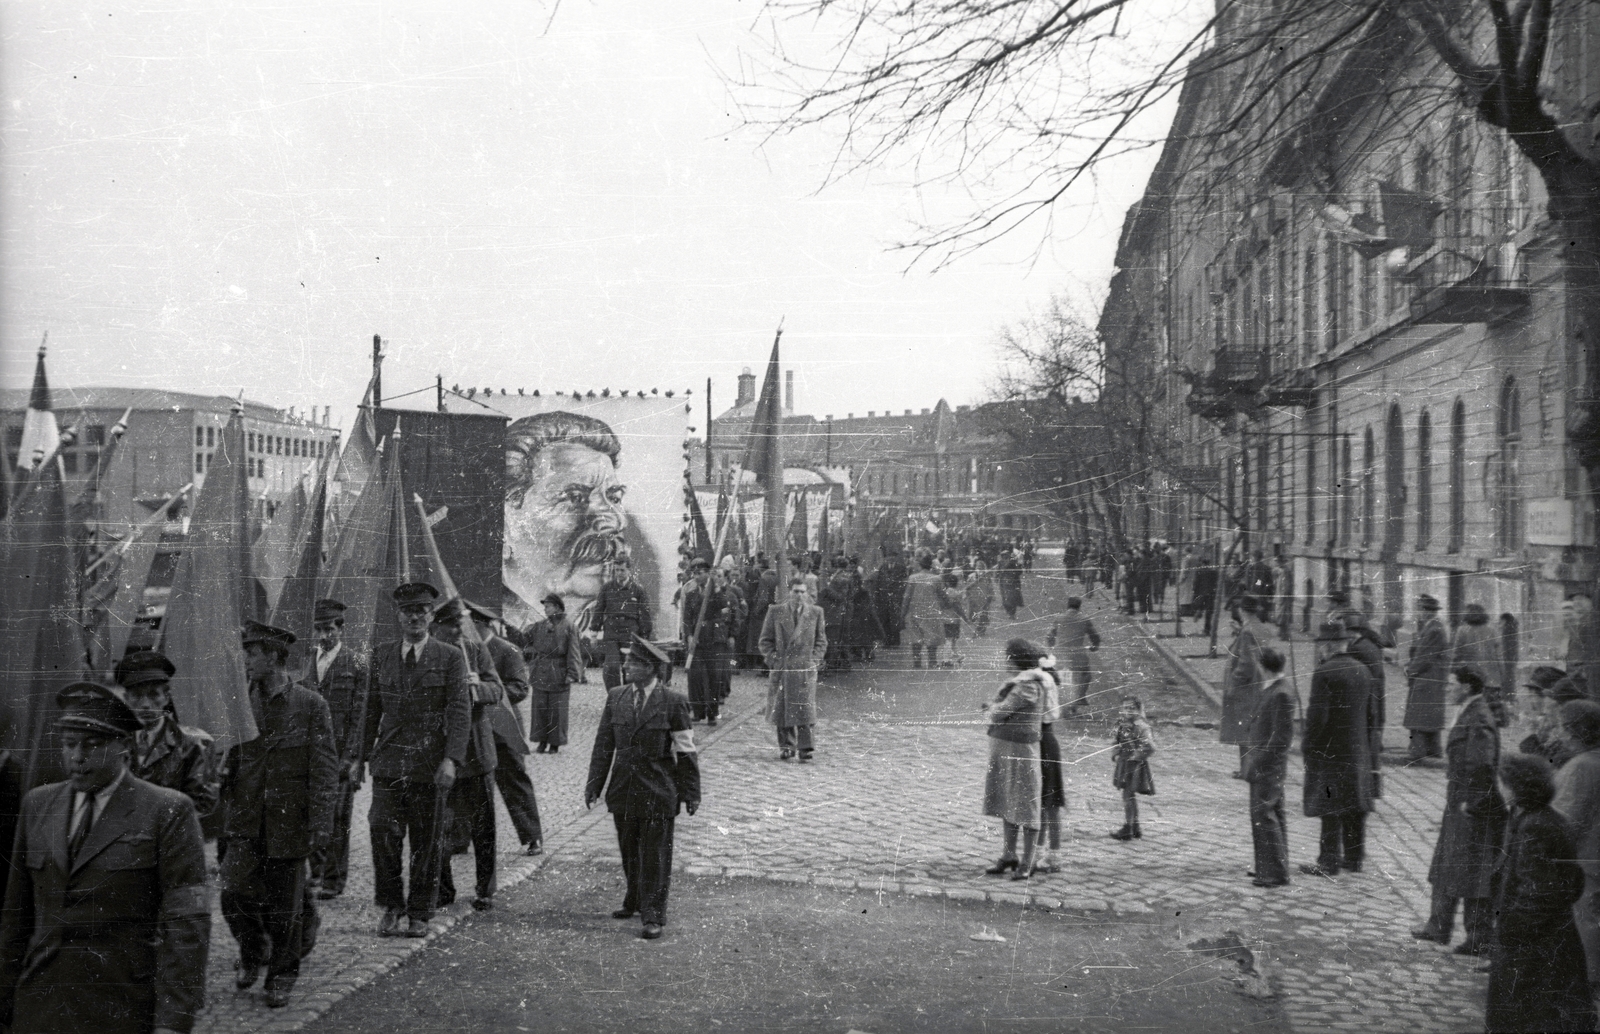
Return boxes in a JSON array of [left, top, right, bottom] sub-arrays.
[[318, 425, 403, 670], [160, 407, 258, 753], [272, 450, 333, 674], [16, 341, 59, 475]]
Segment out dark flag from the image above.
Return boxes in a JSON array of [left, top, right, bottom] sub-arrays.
[[790, 488, 809, 553], [160, 407, 258, 754], [17, 341, 60, 475], [742, 327, 785, 581], [319, 428, 401, 672], [686, 475, 714, 564], [272, 452, 332, 673]]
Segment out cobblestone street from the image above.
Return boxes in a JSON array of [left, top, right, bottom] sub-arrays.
[[194, 573, 1484, 1033]]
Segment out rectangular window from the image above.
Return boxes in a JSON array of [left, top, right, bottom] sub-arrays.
[[206, 426, 215, 448], [61, 452, 78, 474], [84, 425, 106, 446], [196, 426, 205, 447], [1324, 241, 1341, 349], [1302, 248, 1317, 362], [196, 452, 205, 474]]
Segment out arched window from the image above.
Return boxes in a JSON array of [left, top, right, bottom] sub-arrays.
[[1416, 409, 1432, 549], [1448, 399, 1466, 553], [1496, 377, 1522, 551], [1385, 405, 1404, 549], [1362, 427, 1376, 545]]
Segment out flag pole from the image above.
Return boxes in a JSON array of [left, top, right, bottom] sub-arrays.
[[765, 323, 785, 589]]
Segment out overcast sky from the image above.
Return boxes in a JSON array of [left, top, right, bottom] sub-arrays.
[[2, 1, 1176, 426]]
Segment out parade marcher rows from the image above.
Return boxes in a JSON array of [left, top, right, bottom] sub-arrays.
[[114, 649, 220, 825], [982, 639, 1049, 878], [220, 621, 339, 1009], [1551, 699, 1600, 989], [1484, 753, 1597, 1034], [524, 592, 585, 753], [363, 581, 472, 938], [760, 574, 827, 761], [431, 599, 504, 912], [1046, 596, 1100, 713], [900, 553, 947, 669], [591, 559, 654, 689], [1405, 594, 1451, 761], [1412, 668, 1506, 956], [0, 682, 211, 1034], [1243, 648, 1294, 887], [305, 598, 369, 899], [469, 600, 544, 857], [1301, 620, 1375, 877], [1220, 596, 1267, 778], [585, 636, 701, 941], [681, 558, 733, 724]]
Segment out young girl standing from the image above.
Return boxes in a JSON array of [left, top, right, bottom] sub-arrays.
[[1110, 695, 1156, 840]]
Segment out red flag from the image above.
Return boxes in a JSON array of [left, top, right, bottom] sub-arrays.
[[686, 475, 714, 564], [740, 336, 783, 486], [0, 460, 86, 789], [319, 430, 402, 666], [272, 453, 332, 673], [160, 408, 258, 753]]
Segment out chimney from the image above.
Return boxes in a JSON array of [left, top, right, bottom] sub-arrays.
[[735, 366, 756, 407], [867, 411, 874, 418], [785, 370, 794, 413], [847, 413, 853, 419], [921, 408, 930, 415], [904, 409, 912, 416]]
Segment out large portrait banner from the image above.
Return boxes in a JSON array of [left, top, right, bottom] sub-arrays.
[[476, 393, 690, 637]]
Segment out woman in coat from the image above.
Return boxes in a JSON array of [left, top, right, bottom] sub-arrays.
[[982, 639, 1050, 878], [996, 551, 1025, 619], [1453, 603, 1504, 726], [1485, 752, 1596, 1034], [1220, 596, 1266, 776], [523, 593, 585, 753]]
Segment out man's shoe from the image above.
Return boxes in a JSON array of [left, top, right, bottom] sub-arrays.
[[525, 840, 544, 856], [235, 960, 262, 991], [798, 751, 814, 763], [316, 887, 342, 900], [549, 745, 560, 754], [612, 908, 638, 919], [1341, 861, 1362, 873], [1251, 877, 1289, 887], [1410, 925, 1449, 944], [405, 918, 430, 938], [707, 717, 718, 727], [640, 923, 664, 940], [779, 749, 795, 761], [472, 896, 494, 911], [1452, 941, 1486, 956], [378, 908, 404, 937], [264, 987, 291, 1009], [1109, 826, 1133, 841], [1298, 863, 1340, 877], [984, 857, 1020, 875]]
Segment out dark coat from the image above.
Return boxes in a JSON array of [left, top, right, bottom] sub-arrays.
[[1220, 620, 1266, 745], [0, 775, 211, 1034], [1347, 631, 1387, 796], [1485, 805, 1596, 1034], [818, 573, 852, 629], [680, 583, 732, 647], [1404, 615, 1450, 731], [745, 570, 778, 655], [131, 716, 220, 821], [1427, 695, 1506, 898], [221, 676, 338, 858], [312, 643, 369, 762], [363, 636, 473, 782], [591, 580, 654, 644], [524, 618, 584, 695], [484, 633, 531, 756], [1243, 678, 1295, 785], [453, 638, 503, 779], [1302, 652, 1375, 817], [996, 556, 1024, 611], [585, 682, 701, 818]]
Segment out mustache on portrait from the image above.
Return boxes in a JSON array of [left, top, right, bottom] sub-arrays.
[[568, 526, 628, 571]]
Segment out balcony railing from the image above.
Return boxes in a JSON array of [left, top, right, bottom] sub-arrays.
[[1183, 347, 1315, 419]]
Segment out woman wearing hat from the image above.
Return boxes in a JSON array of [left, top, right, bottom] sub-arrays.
[[524, 593, 585, 753], [1518, 666, 1583, 769], [981, 639, 1050, 879]]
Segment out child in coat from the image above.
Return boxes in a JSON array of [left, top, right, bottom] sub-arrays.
[[1110, 695, 1156, 840]]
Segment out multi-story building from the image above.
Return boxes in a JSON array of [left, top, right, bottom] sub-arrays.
[[1098, 3, 1600, 659]]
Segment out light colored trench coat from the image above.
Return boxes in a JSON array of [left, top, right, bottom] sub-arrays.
[[760, 599, 827, 728]]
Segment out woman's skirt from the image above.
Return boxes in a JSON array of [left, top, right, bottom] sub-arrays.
[[983, 736, 1041, 828], [1039, 724, 1066, 810], [531, 688, 570, 747]]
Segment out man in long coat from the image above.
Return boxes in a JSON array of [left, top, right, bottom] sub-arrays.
[[363, 581, 472, 938], [1404, 593, 1450, 761], [1301, 620, 1375, 877], [305, 598, 368, 899], [221, 622, 339, 1009], [469, 601, 543, 856], [875, 552, 908, 648], [680, 558, 733, 724], [1220, 596, 1267, 777], [585, 636, 701, 941], [1552, 698, 1600, 984], [997, 549, 1025, 619], [761, 574, 827, 762], [1342, 610, 1386, 799], [1047, 596, 1101, 712], [1243, 648, 1295, 887], [900, 553, 948, 668], [523, 593, 585, 752], [0, 682, 210, 1034], [1411, 666, 1505, 954]]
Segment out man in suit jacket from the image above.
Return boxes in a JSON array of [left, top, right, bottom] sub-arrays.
[[0, 681, 210, 1034], [1243, 649, 1295, 887], [220, 621, 338, 1009], [761, 575, 828, 761], [362, 581, 472, 938], [306, 598, 369, 899], [585, 636, 701, 941], [469, 601, 544, 856]]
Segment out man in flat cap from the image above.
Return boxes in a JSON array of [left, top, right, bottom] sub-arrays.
[[1300, 620, 1375, 878], [219, 621, 338, 1009], [523, 592, 585, 753], [429, 598, 503, 911], [306, 598, 369, 900], [0, 682, 210, 1034], [1404, 594, 1450, 763], [586, 635, 700, 940], [363, 581, 472, 938], [467, 600, 544, 856], [114, 649, 220, 824]]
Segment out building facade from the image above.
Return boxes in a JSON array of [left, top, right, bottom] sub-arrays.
[[1098, 2, 1600, 662]]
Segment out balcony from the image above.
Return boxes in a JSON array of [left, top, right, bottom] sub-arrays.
[[1410, 281, 1530, 324], [1262, 366, 1317, 408]]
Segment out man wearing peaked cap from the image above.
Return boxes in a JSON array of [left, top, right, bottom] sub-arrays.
[[114, 649, 220, 824], [1405, 593, 1451, 762], [219, 620, 338, 1009], [0, 681, 211, 1034], [307, 598, 369, 901]]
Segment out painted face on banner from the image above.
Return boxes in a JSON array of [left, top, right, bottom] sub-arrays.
[[504, 438, 629, 623]]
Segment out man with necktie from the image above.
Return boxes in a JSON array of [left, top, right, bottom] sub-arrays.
[[363, 581, 472, 938], [585, 636, 701, 941], [306, 598, 369, 900], [219, 621, 338, 1009], [760, 575, 827, 761], [0, 681, 210, 1034]]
